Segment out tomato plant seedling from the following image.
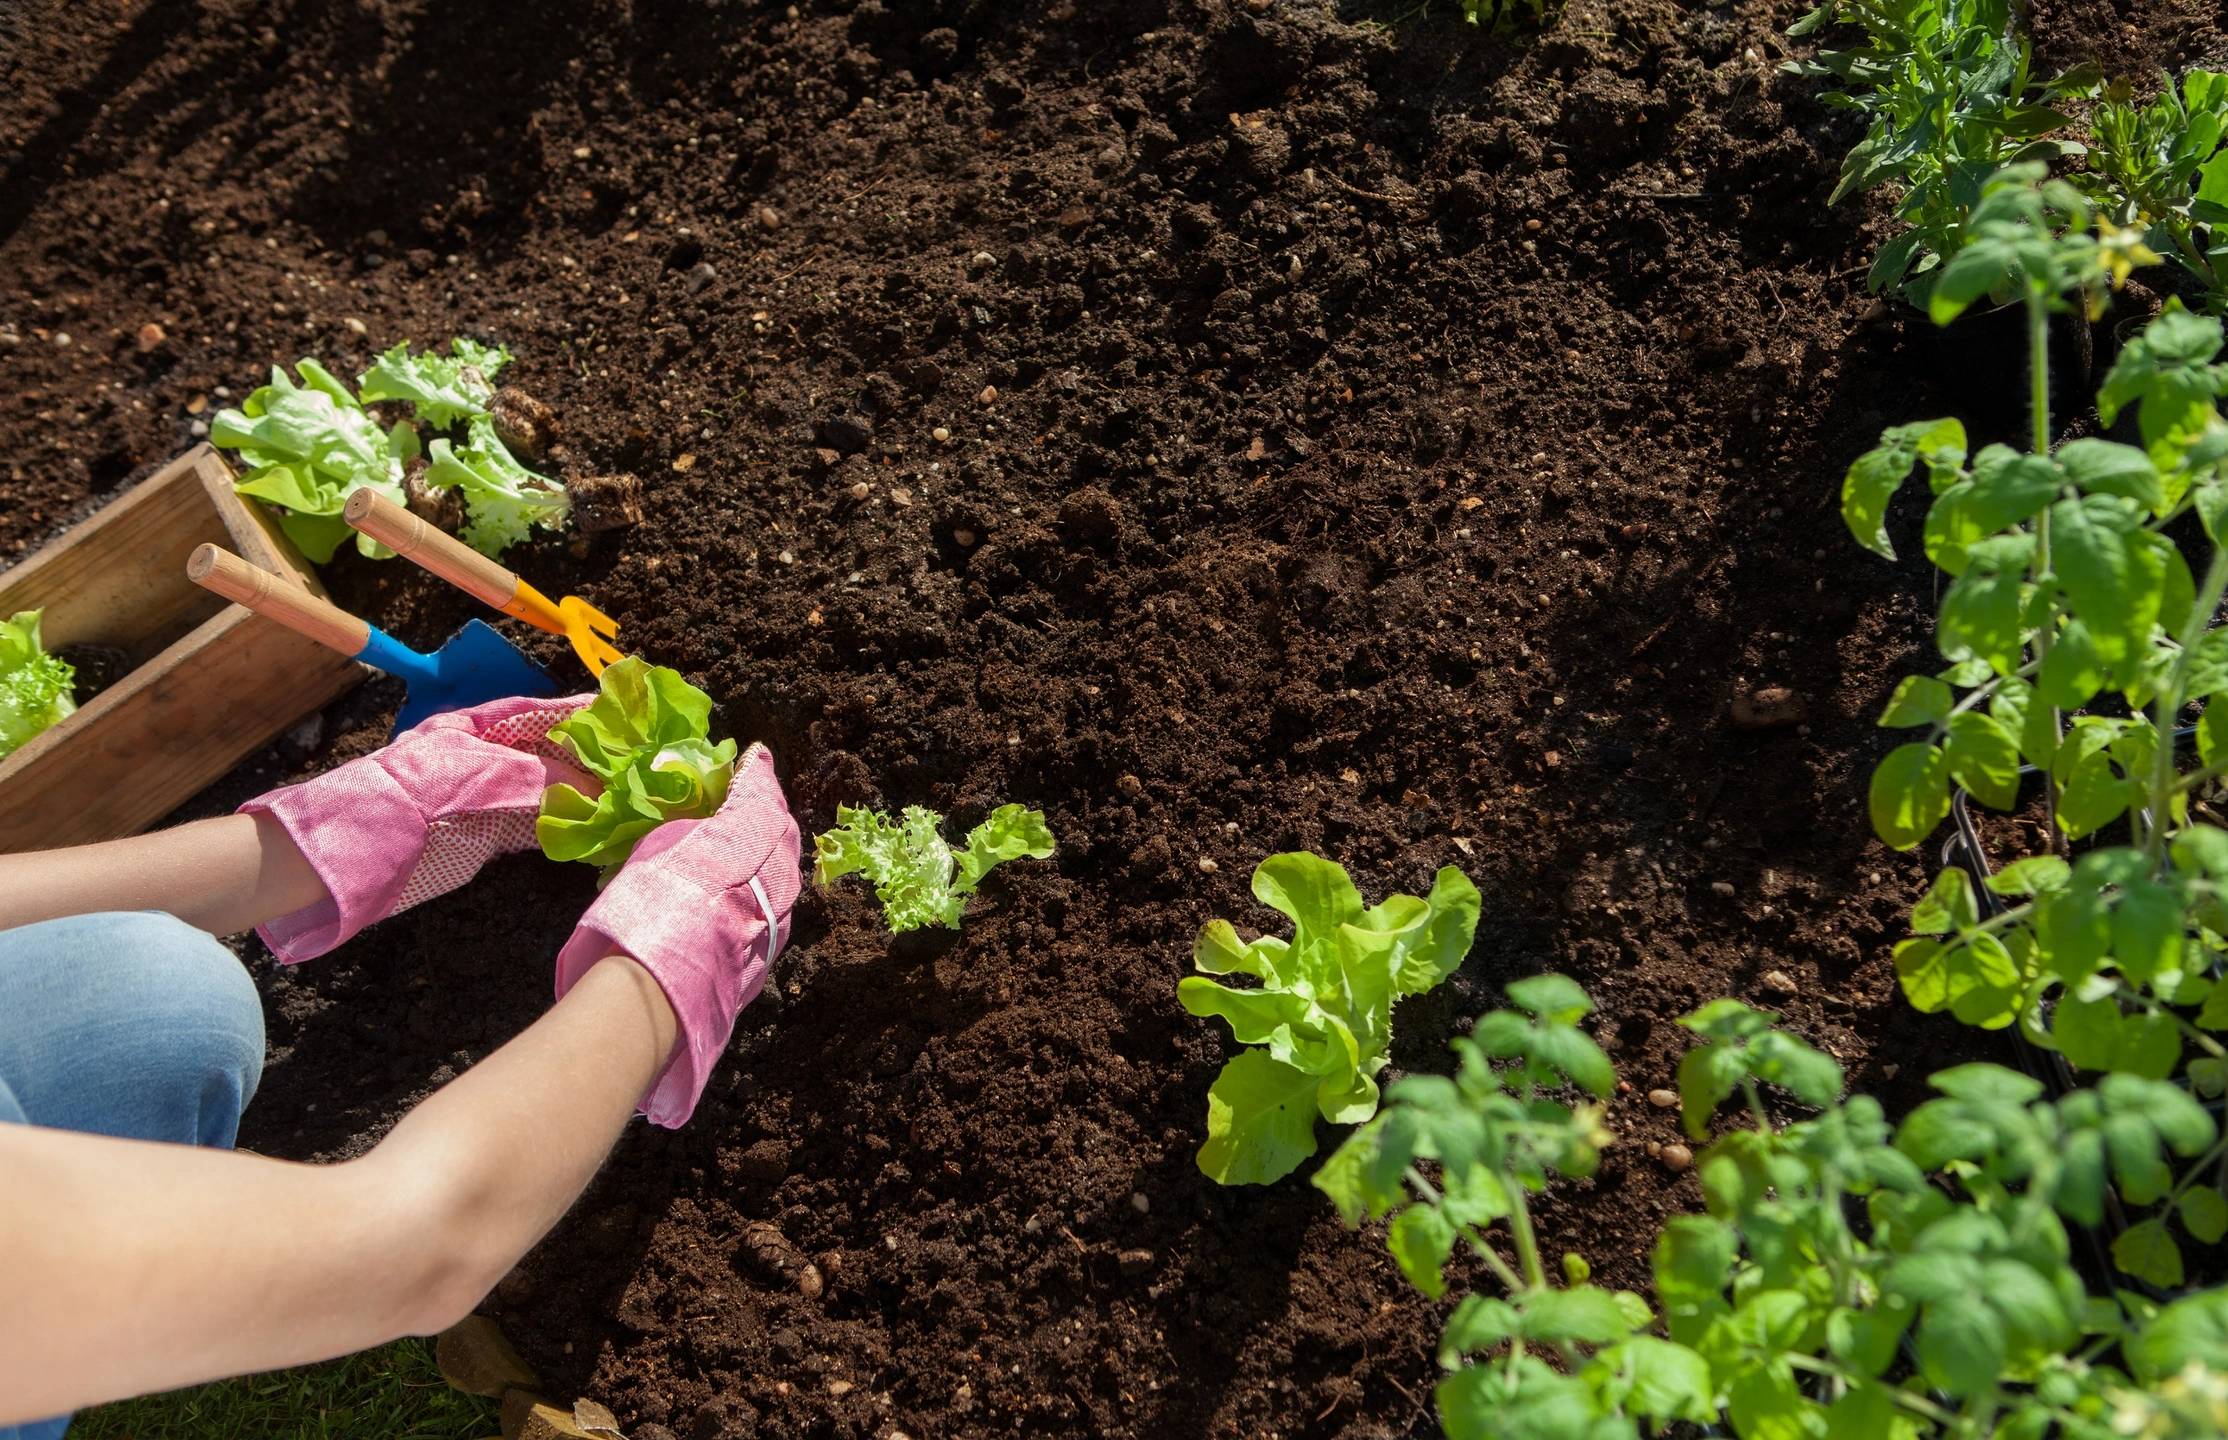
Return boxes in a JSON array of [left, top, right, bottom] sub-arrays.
[[1843, 163, 2228, 1286], [1323, 978, 2228, 1436], [1180, 853, 1480, 1186]]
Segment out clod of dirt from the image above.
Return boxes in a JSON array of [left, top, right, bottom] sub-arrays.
[[570, 472, 644, 533], [435, 1314, 538, 1398], [574, 1397, 626, 1438], [1231, 125, 1292, 181], [1730, 685, 1807, 729], [815, 413, 874, 454], [492, 388, 559, 461], [516, 1397, 596, 1440], [738, 1220, 820, 1298], [402, 455, 464, 533], [1057, 486, 1123, 547]]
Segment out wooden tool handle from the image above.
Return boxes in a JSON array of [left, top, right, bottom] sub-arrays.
[[344, 488, 520, 611], [188, 544, 369, 656]]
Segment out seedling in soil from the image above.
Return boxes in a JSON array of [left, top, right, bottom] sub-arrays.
[[2080, 71, 2228, 314], [1845, 164, 2228, 1285], [1784, 0, 2094, 304], [211, 359, 415, 563], [1179, 853, 1480, 1186], [0, 609, 74, 761], [813, 803, 1055, 933], [538, 656, 736, 877], [1456, 0, 1554, 30], [214, 339, 566, 563], [1324, 981, 2228, 1437]]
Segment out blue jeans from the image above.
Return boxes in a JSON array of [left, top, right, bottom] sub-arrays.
[[0, 912, 266, 1440]]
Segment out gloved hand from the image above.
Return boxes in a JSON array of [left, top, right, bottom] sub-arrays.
[[242, 693, 597, 963], [553, 742, 800, 1128]]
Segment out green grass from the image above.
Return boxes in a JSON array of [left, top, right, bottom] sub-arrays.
[[67, 1340, 494, 1440]]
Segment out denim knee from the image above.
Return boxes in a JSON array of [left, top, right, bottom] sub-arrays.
[[0, 910, 265, 1147]]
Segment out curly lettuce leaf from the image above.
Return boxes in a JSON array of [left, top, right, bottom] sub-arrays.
[[0, 609, 76, 760], [425, 417, 569, 560], [1179, 854, 1482, 1186], [537, 657, 736, 875], [358, 338, 512, 429], [211, 360, 411, 563], [814, 802, 1055, 932]]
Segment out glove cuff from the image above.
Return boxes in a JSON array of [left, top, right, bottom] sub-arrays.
[[241, 759, 425, 963], [555, 865, 783, 1129]]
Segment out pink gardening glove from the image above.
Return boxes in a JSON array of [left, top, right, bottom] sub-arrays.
[[242, 693, 596, 963], [553, 742, 800, 1128]]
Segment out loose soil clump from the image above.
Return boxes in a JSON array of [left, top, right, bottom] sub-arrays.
[[5, 0, 2225, 1436]]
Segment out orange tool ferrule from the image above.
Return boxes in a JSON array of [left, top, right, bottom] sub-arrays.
[[501, 579, 570, 637]]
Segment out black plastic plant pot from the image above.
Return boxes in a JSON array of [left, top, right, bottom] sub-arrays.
[[1937, 742, 2225, 1304]]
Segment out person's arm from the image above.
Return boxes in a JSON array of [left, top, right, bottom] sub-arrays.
[[0, 813, 328, 937], [0, 950, 676, 1423]]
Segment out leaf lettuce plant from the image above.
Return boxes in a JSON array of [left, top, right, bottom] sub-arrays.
[[1180, 853, 1481, 1186], [210, 360, 413, 563], [0, 609, 75, 761], [537, 656, 737, 877], [813, 804, 1055, 933]]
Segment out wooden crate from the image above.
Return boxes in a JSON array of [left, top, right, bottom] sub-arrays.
[[0, 446, 362, 850]]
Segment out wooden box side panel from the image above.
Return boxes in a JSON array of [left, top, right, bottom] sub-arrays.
[[0, 448, 232, 664], [0, 611, 360, 851]]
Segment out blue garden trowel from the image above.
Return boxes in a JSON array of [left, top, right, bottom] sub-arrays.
[[189, 543, 557, 735]]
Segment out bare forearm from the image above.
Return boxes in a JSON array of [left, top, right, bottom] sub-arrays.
[[0, 813, 326, 935], [0, 954, 674, 1421]]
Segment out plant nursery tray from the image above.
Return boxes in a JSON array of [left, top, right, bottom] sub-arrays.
[[0, 445, 361, 851]]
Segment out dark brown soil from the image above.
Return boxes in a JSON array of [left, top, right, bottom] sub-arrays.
[[7, 0, 2228, 1436]]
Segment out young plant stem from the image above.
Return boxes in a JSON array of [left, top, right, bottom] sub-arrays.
[[2146, 547, 2228, 865], [2025, 291, 2067, 852]]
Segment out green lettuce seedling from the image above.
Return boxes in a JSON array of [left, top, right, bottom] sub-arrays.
[[0, 609, 75, 761], [1180, 853, 1481, 1186], [426, 417, 569, 560], [210, 360, 413, 563], [538, 657, 737, 877], [814, 804, 1055, 933], [358, 338, 512, 429]]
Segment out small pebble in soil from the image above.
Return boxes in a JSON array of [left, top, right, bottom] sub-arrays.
[[952, 527, 977, 546], [932, 426, 951, 442], [890, 487, 913, 507], [1647, 1088, 1678, 1108], [978, 385, 999, 405], [52, 332, 70, 347], [849, 481, 871, 500], [572, 146, 592, 159], [1730, 684, 1807, 730], [1660, 1144, 1693, 1172], [1710, 880, 1735, 897], [1130, 1191, 1150, 1214], [1761, 969, 1798, 995], [344, 317, 367, 335], [136, 322, 165, 351], [1198, 856, 1218, 873], [756, 205, 782, 230]]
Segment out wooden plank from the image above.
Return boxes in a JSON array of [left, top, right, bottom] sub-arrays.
[[0, 445, 365, 851], [0, 448, 230, 664], [0, 609, 360, 849]]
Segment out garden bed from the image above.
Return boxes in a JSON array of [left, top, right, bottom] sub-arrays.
[[5, 0, 2226, 1435]]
